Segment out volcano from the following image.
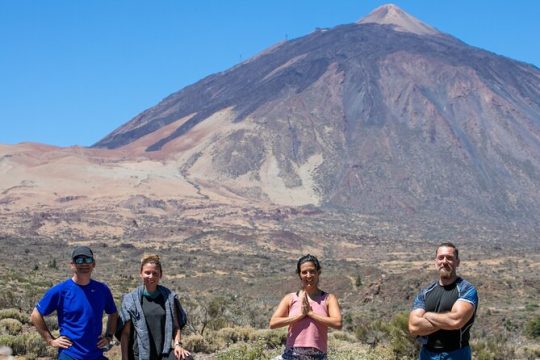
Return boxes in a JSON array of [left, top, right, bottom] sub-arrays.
[[8, 5, 540, 226]]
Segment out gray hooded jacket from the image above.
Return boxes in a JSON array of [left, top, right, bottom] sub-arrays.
[[119, 285, 181, 360]]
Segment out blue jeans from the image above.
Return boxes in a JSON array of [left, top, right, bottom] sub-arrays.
[[58, 351, 108, 360], [419, 346, 471, 360]]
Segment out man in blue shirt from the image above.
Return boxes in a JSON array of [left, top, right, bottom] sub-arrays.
[[31, 246, 118, 360], [408, 242, 478, 360]]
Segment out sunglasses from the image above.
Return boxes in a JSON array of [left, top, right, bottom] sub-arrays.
[[73, 256, 94, 264]]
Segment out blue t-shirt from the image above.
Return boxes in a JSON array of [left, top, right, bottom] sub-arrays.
[[36, 278, 117, 360]]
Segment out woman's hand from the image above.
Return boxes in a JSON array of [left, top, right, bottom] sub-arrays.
[[304, 293, 343, 329], [174, 344, 191, 359], [301, 291, 312, 315]]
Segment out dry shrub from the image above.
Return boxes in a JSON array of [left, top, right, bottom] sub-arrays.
[[523, 346, 540, 359], [366, 345, 396, 360], [327, 333, 376, 360], [0, 318, 23, 335], [24, 332, 53, 358], [215, 340, 280, 360], [254, 328, 286, 348], [183, 333, 215, 353], [185, 327, 286, 355], [376, 311, 417, 359], [472, 337, 516, 360], [216, 326, 254, 345], [329, 330, 357, 343], [0, 334, 15, 348], [0, 332, 53, 358], [44, 315, 59, 331], [525, 315, 540, 338], [6, 334, 25, 356], [0, 308, 27, 323]]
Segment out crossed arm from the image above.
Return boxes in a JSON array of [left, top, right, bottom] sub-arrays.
[[269, 292, 342, 330], [408, 300, 475, 336]]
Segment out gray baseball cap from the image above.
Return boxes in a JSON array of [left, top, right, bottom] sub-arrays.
[[71, 246, 93, 259]]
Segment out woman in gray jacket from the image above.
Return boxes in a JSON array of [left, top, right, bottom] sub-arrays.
[[119, 254, 190, 360]]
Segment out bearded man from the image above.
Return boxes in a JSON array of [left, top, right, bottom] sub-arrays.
[[408, 242, 478, 360]]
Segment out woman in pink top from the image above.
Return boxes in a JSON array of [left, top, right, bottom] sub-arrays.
[[270, 254, 342, 359]]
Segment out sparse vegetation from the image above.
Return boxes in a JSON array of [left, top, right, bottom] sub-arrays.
[[0, 207, 538, 359], [0, 308, 27, 323], [0, 318, 23, 335], [525, 315, 540, 338]]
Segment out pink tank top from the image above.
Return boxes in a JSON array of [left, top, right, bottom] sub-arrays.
[[286, 291, 329, 352]]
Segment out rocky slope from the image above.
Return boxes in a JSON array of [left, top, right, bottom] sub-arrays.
[[1, 5, 539, 242], [89, 4, 540, 224]]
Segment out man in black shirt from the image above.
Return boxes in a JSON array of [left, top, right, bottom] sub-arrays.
[[408, 243, 478, 360]]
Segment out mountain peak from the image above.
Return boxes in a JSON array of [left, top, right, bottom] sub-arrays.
[[358, 4, 439, 36]]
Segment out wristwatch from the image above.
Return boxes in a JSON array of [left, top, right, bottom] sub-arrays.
[[174, 341, 183, 347]]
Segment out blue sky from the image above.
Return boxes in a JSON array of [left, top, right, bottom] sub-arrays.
[[1, 0, 539, 147]]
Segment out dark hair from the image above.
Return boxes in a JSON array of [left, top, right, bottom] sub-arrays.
[[296, 254, 321, 274], [436, 242, 459, 259], [141, 254, 163, 275]]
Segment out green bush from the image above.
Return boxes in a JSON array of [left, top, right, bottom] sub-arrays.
[[0, 334, 15, 347], [44, 315, 59, 331], [25, 332, 53, 357], [0, 318, 23, 335], [380, 311, 417, 359], [255, 328, 287, 348], [184, 333, 214, 353], [189, 327, 286, 354], [523, 346, 540, 359], [348, 315, 385, 347], [364, 345, 395, 360], [216, 340, 279, 360], [525, 315, 540, 338], [217, 326, 254, 345], [8, 333, 26, 355], [0, 308, 27, 323], [0, 332, 54, 358], [330, 330, 357, 343], [472, 338, 516, 360], [328, 336, 371, 359]]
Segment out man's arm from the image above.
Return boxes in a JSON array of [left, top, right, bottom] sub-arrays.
[[423, 300, 475, 330], [408, 308, 439, 336], [30, 308, 72, 349], [106, 311, 118, 337], [97, 311, 118, 348]]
